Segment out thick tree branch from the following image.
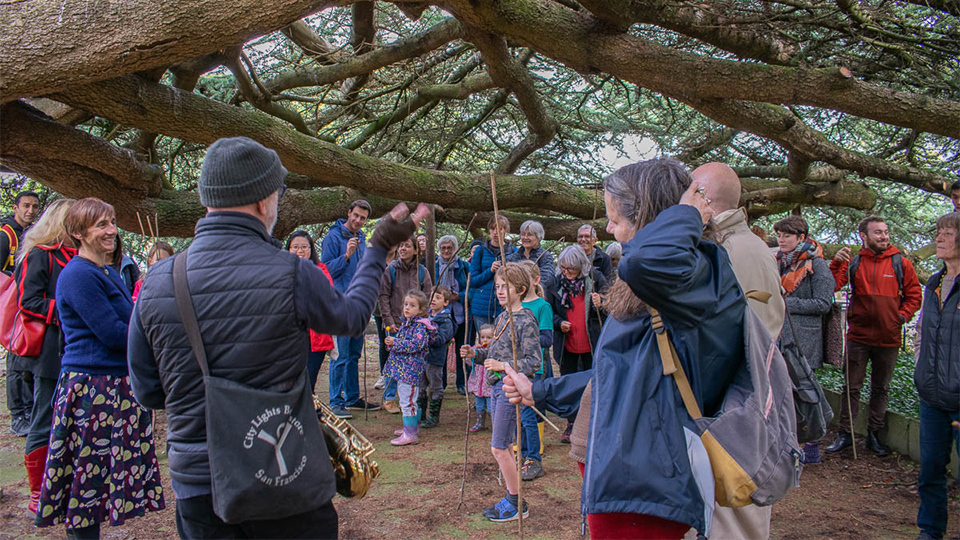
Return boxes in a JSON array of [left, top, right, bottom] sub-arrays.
[[1, 0, 351, 101], [446, 0, 960, 138], [266, 18, 462, 94], [577, 0, 799, 65], [0, 101, 162, 196], [675, 127, 738, 164], [693, 98, 951, 193], [51, 75, 600, 218], [467, 31, 558, 174]]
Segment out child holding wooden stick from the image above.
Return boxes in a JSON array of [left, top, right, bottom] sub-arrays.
[[460, 263, 541, 522]]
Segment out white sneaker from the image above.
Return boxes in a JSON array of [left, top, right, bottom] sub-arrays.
[[374, 376, 386, 390]]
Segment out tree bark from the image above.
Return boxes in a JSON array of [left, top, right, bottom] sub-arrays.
[[0, 0, 347, 101], [51, 75, 600, 217]]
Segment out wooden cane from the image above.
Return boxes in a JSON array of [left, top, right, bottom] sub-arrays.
[[489, 171, 524, 539], [457, 270, 473, 510]]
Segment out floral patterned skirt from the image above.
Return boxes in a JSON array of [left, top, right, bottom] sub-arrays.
[[35, 371, 165, 529]]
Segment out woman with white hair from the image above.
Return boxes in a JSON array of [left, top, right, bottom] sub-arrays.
[[605, 242, 622, 272], [507, 220, 557, 297], [435, 234, 469, 394], [549, 244, 607, 443]]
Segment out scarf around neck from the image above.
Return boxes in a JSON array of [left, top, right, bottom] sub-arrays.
[[560, 275, 585, 310], [777, 238, 823, 296]]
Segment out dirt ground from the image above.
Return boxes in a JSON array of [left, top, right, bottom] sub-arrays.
[[1, 339, 957, 539]]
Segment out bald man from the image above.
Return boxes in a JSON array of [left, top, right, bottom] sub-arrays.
[[689, 162, 786, 540]]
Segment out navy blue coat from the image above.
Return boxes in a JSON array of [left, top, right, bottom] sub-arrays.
[[532, 205, 746, 533], [425, 308, 456, 366], [435, 256, 468, 325], [468, 241, 515, 321], [914, 267, 959, 412]]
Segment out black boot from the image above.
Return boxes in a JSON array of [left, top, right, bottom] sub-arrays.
[[422, 398, 443, 428], [825, 431, 853, 453], [866, 431, 890, 457], [469, 412, 487, 432], [416, 394, 428, 425]]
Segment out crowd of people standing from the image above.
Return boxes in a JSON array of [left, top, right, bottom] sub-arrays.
[[2, 138, 958, 539]]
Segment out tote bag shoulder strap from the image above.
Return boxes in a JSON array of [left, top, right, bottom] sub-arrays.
[[173, 250, 210, 377]]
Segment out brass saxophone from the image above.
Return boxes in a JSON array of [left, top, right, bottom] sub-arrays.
[[313, 396, 380, 498]]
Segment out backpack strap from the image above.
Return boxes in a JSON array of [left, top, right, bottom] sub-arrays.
[[1, 224, 17, 271], [388, 262, 397, 295], [649, 307, 702, 420], [891, 253, 903, 296], [848, 252, 904, 296], [847, 254, 860, 296]]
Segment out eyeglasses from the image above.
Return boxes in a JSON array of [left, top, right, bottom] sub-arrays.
[[560, 265, 578, 272], [279, 184, 287, 200]]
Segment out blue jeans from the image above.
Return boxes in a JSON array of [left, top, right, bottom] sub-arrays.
[[383, 377, 398, 402], [329, 336, 362, 408], [521, 405, 541, 462], [917, 400, 960, 539]]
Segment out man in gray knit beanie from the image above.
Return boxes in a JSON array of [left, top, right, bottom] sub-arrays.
[[199, 136, 288, 233]]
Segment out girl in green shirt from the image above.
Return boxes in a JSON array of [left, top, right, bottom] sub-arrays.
[[518, 260, 555, 480]]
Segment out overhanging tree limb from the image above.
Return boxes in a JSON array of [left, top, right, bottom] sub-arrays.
[[467, 30, 558, 173], [446, 0, 960, 138], [51, 75, 600, 217], [0, 0, 351, 101]]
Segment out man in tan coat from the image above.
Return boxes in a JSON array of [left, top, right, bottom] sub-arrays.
[[690, 162, 787, 539]]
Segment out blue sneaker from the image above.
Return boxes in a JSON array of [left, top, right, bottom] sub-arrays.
[[487, 497, 529, 522]]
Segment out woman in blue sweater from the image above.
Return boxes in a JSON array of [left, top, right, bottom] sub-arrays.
[[35, 199, 164, 539]]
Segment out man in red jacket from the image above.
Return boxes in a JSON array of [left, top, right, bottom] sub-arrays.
[[825, 216, 922, 456]]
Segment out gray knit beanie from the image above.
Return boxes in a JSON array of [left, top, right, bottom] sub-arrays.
[[199, 137, 288, 207]]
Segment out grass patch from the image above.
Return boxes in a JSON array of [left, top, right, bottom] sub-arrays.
[[375, 458, 419, 486], [437, 523, 470, 539], [543, 483, 577, 500], [416, 445, 463, 465], [466, 511, 498, 531]]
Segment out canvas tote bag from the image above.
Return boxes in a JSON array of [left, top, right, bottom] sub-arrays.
[[173, 252, 333, 523]]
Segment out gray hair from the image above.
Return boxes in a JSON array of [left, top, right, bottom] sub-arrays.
[[577, 224, 596, 238], [605, 242, 622, 260], [437, 234, 459, 252], [603, 158, 692, 230], [520, 220, 545, 242], [558, 245, 591, 278]]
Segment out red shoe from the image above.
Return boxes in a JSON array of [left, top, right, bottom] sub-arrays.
[[24, 446, 48, 514]]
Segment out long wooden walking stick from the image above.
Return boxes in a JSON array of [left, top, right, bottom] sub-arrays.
[[457, 270, 473, 510], [362, 331, 370, 421], [489, 171, 525, 539]]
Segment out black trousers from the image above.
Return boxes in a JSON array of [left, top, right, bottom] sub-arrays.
[[6, 364, 33, 419], [374, 315, 389, 371], [175, 495, 338, 539]]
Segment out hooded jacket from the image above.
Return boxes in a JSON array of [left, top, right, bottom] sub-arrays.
[[913, 267, 959, 412], [425, 307, 456, 366], [830, 245, 922, 347], [321, 218, 367, 292], [531, 205, 746, 534], [468, 240, 515, 321], [378, 257, 433, 329], [506, 245, 557, 298]]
